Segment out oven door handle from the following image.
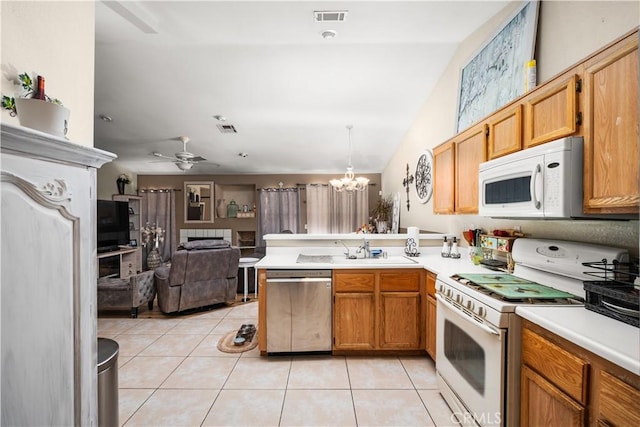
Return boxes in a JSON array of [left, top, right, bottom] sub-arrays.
[[436, 293, 500, 336]]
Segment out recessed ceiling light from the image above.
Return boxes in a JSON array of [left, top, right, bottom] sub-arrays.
[[213, 115, 226, 121], [99, 114, 113, 122], [238, 152, 248, 158], [321, 30, 337, 39]]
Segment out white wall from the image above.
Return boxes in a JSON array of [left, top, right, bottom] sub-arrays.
[[0, 1, 95, 145], [383, 0, 639, 255]]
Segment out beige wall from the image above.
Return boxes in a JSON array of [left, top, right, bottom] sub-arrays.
[[382, 0, 639, 255], [1, 1, 95, 145], [133, 173, 381, 248]]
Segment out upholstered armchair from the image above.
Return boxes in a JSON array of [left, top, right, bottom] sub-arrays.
[[154, 240, 241, 314], [97, 270, 156, 318]]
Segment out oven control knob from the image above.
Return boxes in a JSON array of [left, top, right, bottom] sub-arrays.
[[477, 306, 485, 318], [455, 294, 462, 304], [466, 300, 474, 311], [445, 289, 452, 298]]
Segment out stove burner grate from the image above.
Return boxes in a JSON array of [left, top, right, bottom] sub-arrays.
[[452, 274, 584, 305]]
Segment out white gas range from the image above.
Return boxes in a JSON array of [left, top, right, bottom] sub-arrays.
[[435, 238, 629, 427]]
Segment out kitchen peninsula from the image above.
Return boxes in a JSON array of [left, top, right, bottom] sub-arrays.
[[255, 233, 640, 425]]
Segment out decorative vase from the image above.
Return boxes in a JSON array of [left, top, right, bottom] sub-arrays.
[[227, 200, 238, 218], [147, 248, 162, 269], [15, 97, 70, 138], [116, 179, 126, 195], [216, 199, 227, 218], [375, 220, 388, 234]]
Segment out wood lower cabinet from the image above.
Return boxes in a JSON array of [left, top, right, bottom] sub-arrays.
[[334, 293, 375, 350], [521, 365, 586, 427], [333, 269, 424, 352], [596, 370, 640, 426], [521, 320, 640, 427], [425, 271, 437, 360], [583, 32, 639, 214]]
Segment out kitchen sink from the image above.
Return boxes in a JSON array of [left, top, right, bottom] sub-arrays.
[[331, 255, 418, 265]]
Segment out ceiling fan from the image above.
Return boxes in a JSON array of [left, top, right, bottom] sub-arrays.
[[151, 136, 218, 171]]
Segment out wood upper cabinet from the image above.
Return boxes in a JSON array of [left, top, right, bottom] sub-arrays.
[[425, 270, 437, 360], [333, 269, 424, 351], [523, 74, 580, 148], [582, 33, 639, 214], [433, 140, 455, 214], [455, 123, 487, 214], [488, 104, 522, 159]]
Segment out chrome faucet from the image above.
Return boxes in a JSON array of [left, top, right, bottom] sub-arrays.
[[336, 240, 356, 259], [357, 238, 371, 258]]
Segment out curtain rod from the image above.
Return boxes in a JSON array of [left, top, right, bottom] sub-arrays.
[[138, 188, 181, 193]]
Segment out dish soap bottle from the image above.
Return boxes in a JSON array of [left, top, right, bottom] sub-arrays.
[[441, 237, 451, 258], [450, 237, 460, 258]]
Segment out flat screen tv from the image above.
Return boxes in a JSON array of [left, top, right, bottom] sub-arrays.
[[97, 200, 130, 253]]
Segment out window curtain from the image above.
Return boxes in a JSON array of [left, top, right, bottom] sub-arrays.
[[140, 189, 176, 268], [306, 184, 331, 234], [257, 187, 299, 247], [306, 183, 369, 234]]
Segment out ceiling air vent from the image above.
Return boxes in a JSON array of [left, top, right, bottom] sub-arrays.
[[216, 124, 237, 134], [314, 10, 348, 22]]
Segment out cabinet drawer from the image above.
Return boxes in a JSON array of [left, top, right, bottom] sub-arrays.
[[334, 271, 375, 292], [522, 327, 588, 404], [380, 270, 421, 291], [598, 370, 640, 426]]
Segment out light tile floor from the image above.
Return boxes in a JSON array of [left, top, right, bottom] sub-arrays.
[[98, 301, 460, 427]]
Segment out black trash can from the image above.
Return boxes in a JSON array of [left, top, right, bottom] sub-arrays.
[[97, 338, 119, 427]]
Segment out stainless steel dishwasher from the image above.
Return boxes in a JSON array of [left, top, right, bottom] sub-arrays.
[[266, 269, 332, 353]]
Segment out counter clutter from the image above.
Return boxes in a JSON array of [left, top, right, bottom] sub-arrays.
[[255, 233, 640, 377]]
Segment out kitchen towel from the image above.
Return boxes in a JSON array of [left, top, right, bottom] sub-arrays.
[[407, 226, 420, 254]]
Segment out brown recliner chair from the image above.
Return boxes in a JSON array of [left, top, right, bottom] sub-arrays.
[[154, 240, 240, 314]]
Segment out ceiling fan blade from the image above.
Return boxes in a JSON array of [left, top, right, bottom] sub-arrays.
[[191, 156, 206, 162], [151, 152, 179, 161]]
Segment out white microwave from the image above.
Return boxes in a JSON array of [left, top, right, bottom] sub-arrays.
[[478, 137, 584, 218]]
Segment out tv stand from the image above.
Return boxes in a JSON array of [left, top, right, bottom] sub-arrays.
[[97, 247, 140, 279]]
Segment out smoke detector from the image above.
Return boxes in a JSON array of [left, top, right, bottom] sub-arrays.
[[321, 30, 337, 39], [314, 10, 348, 22]]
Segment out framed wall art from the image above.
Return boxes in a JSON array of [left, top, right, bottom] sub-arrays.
[[455, 1, 539, 132]]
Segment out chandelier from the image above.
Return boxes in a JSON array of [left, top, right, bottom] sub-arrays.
[[330, 125, 370, 192]]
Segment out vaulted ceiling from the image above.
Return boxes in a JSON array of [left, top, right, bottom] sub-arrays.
[[94, 1, 510, 174]]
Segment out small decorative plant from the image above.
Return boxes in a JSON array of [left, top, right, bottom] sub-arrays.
[[372, 195, 394, 222], [117, 174, 131, 184], [141, 223, 165, 249], [2, 72, 64, 117]]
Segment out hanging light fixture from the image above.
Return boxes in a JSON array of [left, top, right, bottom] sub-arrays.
[[330, 125, 370, 192]]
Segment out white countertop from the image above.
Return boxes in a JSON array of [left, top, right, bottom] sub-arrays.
[[516, 306, 640, 376], [256, 244, 639, 376]]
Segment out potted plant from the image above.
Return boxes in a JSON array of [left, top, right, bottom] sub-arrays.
[[372, 195, 393, 233], [2, 72, 70, 138], [116, 174, 131, 195]]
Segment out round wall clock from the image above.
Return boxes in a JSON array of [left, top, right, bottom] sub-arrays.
[[415, 150, 433, 204]]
